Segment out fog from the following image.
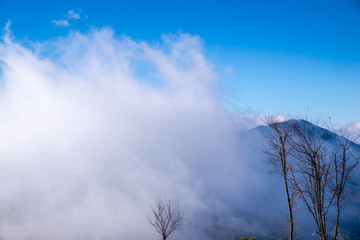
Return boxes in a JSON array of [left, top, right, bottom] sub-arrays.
[[0, 26, 316, 240]]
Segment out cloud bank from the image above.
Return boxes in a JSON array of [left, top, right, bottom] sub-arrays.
[[0, 27, 291, 240]]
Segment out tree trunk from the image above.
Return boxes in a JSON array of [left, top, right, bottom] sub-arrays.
[[284, 171, 294, 240], [333, 201, 340, 240]]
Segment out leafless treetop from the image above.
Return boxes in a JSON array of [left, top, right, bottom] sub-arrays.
[[147, 193, 185, 240]]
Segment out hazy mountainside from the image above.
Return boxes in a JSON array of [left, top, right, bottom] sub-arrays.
[[254, 119, 360, 149], [241, 119, 360, 240], [168, 119, 360, 240]]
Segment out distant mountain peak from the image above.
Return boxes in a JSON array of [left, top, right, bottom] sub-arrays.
[[253, 118, 360, 149]]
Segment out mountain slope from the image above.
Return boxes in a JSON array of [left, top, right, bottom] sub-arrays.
[[248, 119, 360, 239]]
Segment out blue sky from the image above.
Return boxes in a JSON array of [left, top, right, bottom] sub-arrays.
[[1, 0, 359, 124]]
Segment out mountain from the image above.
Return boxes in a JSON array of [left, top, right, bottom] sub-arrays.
[[245, 119, 360, 239], [255, 119, 358, 145]]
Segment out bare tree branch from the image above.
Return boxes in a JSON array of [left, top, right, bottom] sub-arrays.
[[263, 115, 297, 240], [263, 117, 359, 240], [147, 193, 185, 240], [329, 126, 360, 240], [290, 120, 334, 240]]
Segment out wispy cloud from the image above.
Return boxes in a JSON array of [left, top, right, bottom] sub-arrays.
[[52, 19, 70, 27], [3, 20, 12, 43], [66, 9, 81, 19], [345, 121, 360, 143], [52, 9, 81, 28]]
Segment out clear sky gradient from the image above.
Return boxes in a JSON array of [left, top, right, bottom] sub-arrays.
[[1, 0, 359, 124]]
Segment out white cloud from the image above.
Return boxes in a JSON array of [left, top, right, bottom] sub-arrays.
[[231, 113, 293, 130], [52, 19, 70, 27], [3, 21, 12, 43], [52, 9, 81, 28], [345, 121, 360, 143], [347, 121, 360, 132], [66, 9, 81, 20], [0, 27, 286, 239]]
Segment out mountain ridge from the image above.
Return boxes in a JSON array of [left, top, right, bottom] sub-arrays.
[[252, 119, 360, 150]]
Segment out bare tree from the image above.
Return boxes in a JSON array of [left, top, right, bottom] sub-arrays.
[[147, 193, 185, 240], [263, 116, 297, 240], [290, 120, 335, 240], [264, 118, 360, 240], [330, 128, 360, 240]]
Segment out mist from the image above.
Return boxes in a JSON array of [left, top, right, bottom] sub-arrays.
[[0, 26, 304, 240]]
